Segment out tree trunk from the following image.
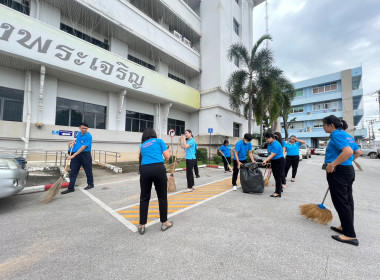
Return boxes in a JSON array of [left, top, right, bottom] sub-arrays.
[[248, 95, 252, 134], [273, 117, 282, 133], [283, 115, 289, 141], [260, 122, 263, 145]]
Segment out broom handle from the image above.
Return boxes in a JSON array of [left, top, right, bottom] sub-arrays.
[[170, 139, 180, 174], [63, 141, 75, 177], [221, 154, 232, 170], [321, 187, 330, 204]]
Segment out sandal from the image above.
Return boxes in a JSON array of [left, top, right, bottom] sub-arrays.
[[291, 178, 295, 182], [138, 225, 145, 235], [161, 221, 173, 231]]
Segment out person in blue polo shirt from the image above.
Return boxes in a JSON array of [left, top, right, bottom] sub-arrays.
[[181, 129, 197, 192], [138, 127, 173, 235], [232, 133, 255, 191], [62, 122, 94, 194], [193, 141, 200, 178], [322, 115, 362, 246], [219, 140, 232, 173], [263, 132, 285, 198], [284, 135, 306, 182]]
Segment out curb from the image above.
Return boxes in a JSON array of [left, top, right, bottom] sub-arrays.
[[174, 164, 224, 171], [18, 181, 70, 195]]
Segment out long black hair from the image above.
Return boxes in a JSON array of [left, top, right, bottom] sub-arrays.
[[185, 129, 193, 139], [322, 115, 348, 130], [274, 132, 284, 146], [141, 127, 157, 143], [223, 140, 229, 145]]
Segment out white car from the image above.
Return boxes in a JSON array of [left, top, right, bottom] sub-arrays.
[[0, 155, 28, 199], [314, 147, 326, 155], [299, 144, 311, 159]]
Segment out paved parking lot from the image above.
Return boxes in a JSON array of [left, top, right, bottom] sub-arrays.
[[0, 156, 379, 280]]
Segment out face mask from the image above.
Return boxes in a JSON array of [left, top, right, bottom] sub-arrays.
[[244, 140, 249, 144]]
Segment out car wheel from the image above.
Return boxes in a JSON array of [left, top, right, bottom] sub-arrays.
[[369, 152, 377, 159]]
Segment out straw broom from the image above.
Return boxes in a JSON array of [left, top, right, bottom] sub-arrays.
[[353, 160, 363, 171], [264, 164, 271, 187], [168, 139, 180, 192], [299, 187, 333, 225], [41, 144, 74, 204], [221, 154, 232, 171]]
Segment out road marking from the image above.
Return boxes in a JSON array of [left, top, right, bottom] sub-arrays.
[[79, 187, 138, 232], [95, 177, 139, 187]]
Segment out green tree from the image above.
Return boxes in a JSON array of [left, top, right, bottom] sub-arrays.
[[226, 34, 273, 134]]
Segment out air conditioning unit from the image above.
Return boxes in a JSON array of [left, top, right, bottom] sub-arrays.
[[332, 108, 337, 112], [307, 112, 312, 115], [183, 37, 191, 47], [173, 30, 182, 40], [306, 126, 313, 132]]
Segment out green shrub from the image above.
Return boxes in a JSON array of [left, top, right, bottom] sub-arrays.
[[197, 148, 208, 163], [213, 155, 222, 164]]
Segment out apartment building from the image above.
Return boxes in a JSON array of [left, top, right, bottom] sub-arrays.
[[0, 0, 263, 158], [281, 66, 366, 147]]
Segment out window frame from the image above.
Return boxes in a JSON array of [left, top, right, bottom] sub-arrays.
[[125, 111, 154, 133], [0, 86, 24, 122], [295, 89, 303, 98], [233, 122, 240, 138], [291, 105, 304, 114], [0, 0, 30, 15], [168, 73, 186, 84], [128, 54, 155, 71], [167, 118, 185, 136], [312, 82, 338, 94], [233, 18, 240, 36]]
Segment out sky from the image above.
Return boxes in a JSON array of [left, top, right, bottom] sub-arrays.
[[252, 0, 380, 137]]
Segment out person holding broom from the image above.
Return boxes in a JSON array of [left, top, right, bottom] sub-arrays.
[[61, 122, 94, 194], [138, 127, 173, 235], [284, 135, 305, 182], [274, 132, 287, 189], [262, 132, 285, 198], [232, 134, 255, 191], [219, 140, 232, 173], [181, 129, 197, 192], [322, 115, 362, 246]]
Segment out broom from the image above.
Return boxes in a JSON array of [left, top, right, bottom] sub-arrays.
[[353, 160, 363, 171], [168, 139, 180, 192], [41, 143, 74, 204], [299, 187, 333, 225], [264, 164, 272, 187], [221, 154, 232, 171]]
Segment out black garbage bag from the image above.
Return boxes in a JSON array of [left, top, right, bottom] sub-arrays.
[[240, 162, 264, 193]]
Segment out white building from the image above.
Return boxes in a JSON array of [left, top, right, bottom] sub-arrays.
[[0, 0, 263, 160]]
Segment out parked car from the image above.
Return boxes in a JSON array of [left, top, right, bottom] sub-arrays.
[[314, 147, 326, 155], [299, 144, 311, 159], [358, 145, 379, 159], [254, 142, 302, 164], [0, 155, 28, 199]]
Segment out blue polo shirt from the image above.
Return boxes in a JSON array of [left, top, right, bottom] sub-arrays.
[[220, 144, 232, 157], [233, 140, 252, 161], [185, 138, 196, 160], [267, 140, 283, 160], [71, 132, 92, 152], [141, 138, 167, 165], [284, 142, 301, 156], [325, 129, 359, 166]]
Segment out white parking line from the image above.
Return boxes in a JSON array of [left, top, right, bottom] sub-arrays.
[[95, 177, 139, 187]]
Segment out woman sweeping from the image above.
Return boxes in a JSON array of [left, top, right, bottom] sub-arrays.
[[274, 132, 287, 189], [262, 132, 285, 198], [181, 129, 197, 192], [323, 115, 361, 246], [284, 135, 305, 182], [138, 128, 173, 235], [219, 140, 232, 173]]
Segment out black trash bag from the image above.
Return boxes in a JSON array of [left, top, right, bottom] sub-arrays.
[[240, 162, 264, 193]]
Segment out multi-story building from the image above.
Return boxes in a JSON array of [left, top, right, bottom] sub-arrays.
[[0, 0, 263, 159], [281, 66, 366, 147]]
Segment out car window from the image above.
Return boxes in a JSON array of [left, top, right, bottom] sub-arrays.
[[300, 145, 306, 149], [260, 143, 268, 149], [0, 159, 19, 169]]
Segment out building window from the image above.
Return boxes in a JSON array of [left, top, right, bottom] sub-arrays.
[[291, 105, 304, 113], [168, 73, 186, 84], [295, 89, 303, 97], [0, 0, 30, 15], [233, 122, 240, 137], [55, 98, 106, 129], [0, 86, 23, 122], [313, 101, 338, 111], [125, 111, 154, 132], [288, 121, 304, 130], [312, 82, 338, 94], [233, 18, 240, 36], [233, 56, 239, 67], [235, 0, 239, 4], [128, 54, 155, 71], [167, 118, 185, 136], [313, 120, 324, 128], [60, 23, 109, 51]]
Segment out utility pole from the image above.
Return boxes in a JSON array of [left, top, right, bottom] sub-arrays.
[[372, 90, 380, 121]]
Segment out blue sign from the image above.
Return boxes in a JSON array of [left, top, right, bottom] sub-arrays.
[[74, 131, 79, 138], [59, 130, 73, 136], [208, 128, 213, 134], [52, 130, 59, 135]]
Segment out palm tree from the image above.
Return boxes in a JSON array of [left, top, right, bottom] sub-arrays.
[[278, 80, 296, 140], [226, 34, 273, 134]]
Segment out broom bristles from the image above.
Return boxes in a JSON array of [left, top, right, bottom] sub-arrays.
[[354, 160, 363, 171], [41, 177, 63, 204], [299, 203, 333, 225], [168, 174, 176, 192], [264, 177, 269, 187]]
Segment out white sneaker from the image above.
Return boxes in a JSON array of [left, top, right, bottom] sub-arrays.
[[184, 188, 194, 192], [232, 185, 237, 191]]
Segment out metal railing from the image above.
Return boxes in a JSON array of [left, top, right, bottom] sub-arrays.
[[92, 150, 121, 164]]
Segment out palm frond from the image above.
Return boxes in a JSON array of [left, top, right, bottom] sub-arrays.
[[227, 70, 249, 115], [227, 43, 250, 67]]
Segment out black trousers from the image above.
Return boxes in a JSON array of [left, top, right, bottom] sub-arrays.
[[232, 159, 246, 186], [186, 159, 196, 189], [193, 158, 199, 176], [327, 165, 356, 238], [271, 157, 285, 195], [222, 156, 231, 171], [68, 152, 94, 190], [285, 155, 300, 178], [139, 163, 168, 225]]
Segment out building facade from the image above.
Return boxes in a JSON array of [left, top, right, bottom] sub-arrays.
[[0, 0, 263, 160], [281, 66, 366, 147]]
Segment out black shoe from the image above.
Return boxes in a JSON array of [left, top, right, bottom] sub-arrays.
[[270, 193, 281, 198], [330, 226, 344, 234], [138, 225, 146, 235], [61, 189, 75, 194], [331, 235, 359, 246], [84, 185, 94, 190], [196, 175, 200, 178]]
